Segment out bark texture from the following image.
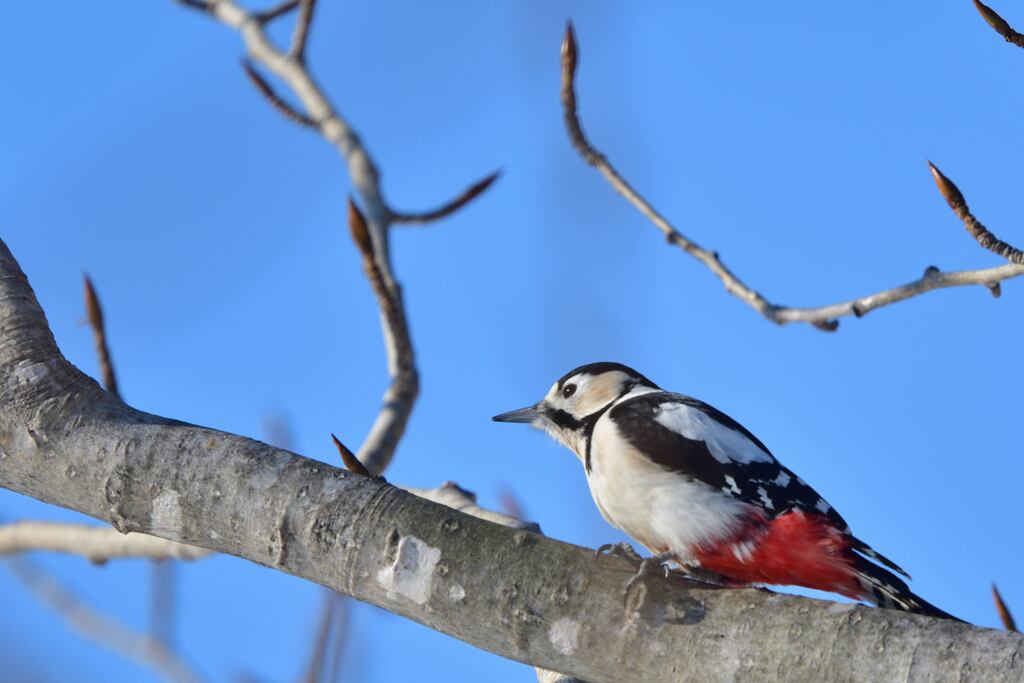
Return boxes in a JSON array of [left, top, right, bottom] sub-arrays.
[[1, 239, 1021, 682]]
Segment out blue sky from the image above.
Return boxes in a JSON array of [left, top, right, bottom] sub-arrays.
[[2, 1, 1023, 681]]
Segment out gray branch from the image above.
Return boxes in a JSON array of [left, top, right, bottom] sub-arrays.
[[179, 0, 496, 474], [0, 521, 210, 562], [0, 239, 1021, 681], [560, 24, 1024, 332]]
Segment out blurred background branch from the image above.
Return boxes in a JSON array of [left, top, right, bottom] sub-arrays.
[[0, 522, 211, 562], [6, 558, 205, 683]]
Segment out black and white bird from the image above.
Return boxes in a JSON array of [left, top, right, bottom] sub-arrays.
[[493, 362, 956, 619]]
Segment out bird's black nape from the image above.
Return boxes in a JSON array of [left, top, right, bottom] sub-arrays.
[[555, 362, 659, 392]]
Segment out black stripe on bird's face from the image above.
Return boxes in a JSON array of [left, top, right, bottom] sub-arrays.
[[546, 407, 584, 432]]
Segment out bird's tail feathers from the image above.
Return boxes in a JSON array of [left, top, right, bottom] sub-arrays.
[[852, 555, 961, 622], [850, 536, 911, 580]]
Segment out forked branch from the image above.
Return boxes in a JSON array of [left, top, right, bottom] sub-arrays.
[[560, 23, 1024, 331], [179, 0, 498, 473]]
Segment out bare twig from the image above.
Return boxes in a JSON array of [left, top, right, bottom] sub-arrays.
[[390, 171, 501, 225], [325, 595, 349, 683], [150, 561, 177, 648], [993, 583, 1018, 632], [179, 0, 498, 474], [5, 558, 205, 683], [176, 0, 211, 12], [0, 522, 211, 562], [256, 0, 299, 24], [928, 162, 1024, 266], [241, 60, 318, 129], [560, 22, 1024, 331], [299, 592, 335, 683], [83, 275, 119, 397], [289, 0, 317, 63], [974, 1, 1024, 48]]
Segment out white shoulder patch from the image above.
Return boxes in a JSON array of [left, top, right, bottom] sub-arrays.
[[653, 402, 772, 465]]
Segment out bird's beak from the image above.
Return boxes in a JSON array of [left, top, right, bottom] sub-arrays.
[[492, 403, 545, 424]]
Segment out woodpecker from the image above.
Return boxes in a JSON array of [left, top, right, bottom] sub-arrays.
[[493, 362, 957, 619]]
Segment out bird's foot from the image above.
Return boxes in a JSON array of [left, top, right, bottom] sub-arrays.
[[594, 541, 644, 566], [624, 551, 676, 608]]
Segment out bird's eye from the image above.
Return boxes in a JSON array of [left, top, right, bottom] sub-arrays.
[[562, 383, 577, 399]]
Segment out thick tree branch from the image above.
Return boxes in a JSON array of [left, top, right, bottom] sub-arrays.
[[0, 239, 1021, 681], [560, 23, 1024, 332], [974, 1, 1024, 48]]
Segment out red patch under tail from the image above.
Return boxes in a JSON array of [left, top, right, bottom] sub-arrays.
[[694, 508, 959, 620], [694, 508, 862, 599]]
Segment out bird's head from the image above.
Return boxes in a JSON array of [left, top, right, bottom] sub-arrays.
[[492, 362, 658, 459]]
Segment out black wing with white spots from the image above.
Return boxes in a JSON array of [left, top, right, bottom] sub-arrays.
[[608, 392, 910, 578]]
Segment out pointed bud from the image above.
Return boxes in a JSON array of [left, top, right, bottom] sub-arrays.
[[83, 274, 103, 330], [562, 21, 578, 78], [927, 161, 966, 211], [331, 433, 371, 477], [347, 197, 374, 258], [974, 1, 1013, 37], [463, 171, 501, 205], [992, 583, 1018, 631]]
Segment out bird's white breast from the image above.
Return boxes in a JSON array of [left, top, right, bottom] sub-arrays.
[[586, 412, 747, 561]]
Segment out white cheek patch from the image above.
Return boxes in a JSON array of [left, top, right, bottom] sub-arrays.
[[653, 403, 772, 464]]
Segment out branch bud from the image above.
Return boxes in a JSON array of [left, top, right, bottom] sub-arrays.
[[927, 161, 966, 211], [561, 21, 578, 81], [347, 197, 374, 258], [83, 275, 103, 330], [992, 583, 1018, 631], [331, 433, 370, 477], [973, 1, 1013, 37]]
